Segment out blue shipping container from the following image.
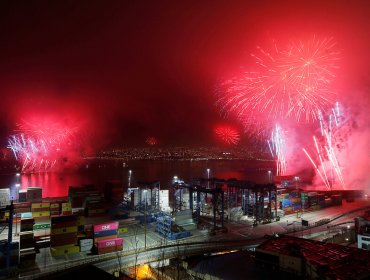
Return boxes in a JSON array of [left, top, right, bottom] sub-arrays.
[[94, 229, 118, 238]]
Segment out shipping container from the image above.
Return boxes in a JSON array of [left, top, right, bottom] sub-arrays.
[[20, 232, 34, 249], [19, 190, 27, 202], [97, 244, 123, 255], [50, 203, 60, 208], [79, 238, 93, 247], [94, 235, 118, 243], [80, 244, 92, 252], [97, 237, 123, 248], [51, 214, 78, 223], [14, 207, 31, 214], [93, 222, 119, 233], [31, 203, 50, 209], [33, 223, 50, 231], [94, 229, 118, 237], [21, 212, 33, 219], [20, 218, 35, 232], [27, 187, 42, 202], [50, 245, 80, 257], [31, 211, 50, 217], [118, 227, 128, 234], [19, 248, 36, 267], [51, 226, 78, 235], [51, 220, 78, 229], [50, 232, 77, 247], [14, 202, 31, 208]]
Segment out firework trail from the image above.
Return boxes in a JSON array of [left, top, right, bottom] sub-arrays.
[[303, 102, 345, 189], [267, 124, 287, 176], [214, 125, 240, 145], [216, 36, 340, 136]]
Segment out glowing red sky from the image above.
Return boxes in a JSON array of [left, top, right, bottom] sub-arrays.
[[0, 1, 369, 148]]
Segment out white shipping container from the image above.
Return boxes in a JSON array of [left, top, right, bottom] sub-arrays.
[[79, 239, 93, 247], [0, 188, 10, 207], [80, 244, 93, 252]]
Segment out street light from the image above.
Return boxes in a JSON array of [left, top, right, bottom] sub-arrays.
[[268, 170, 272, 183], [143, 189, 147, 249], [206, 168, 210, 188], [294, 176, 299, 190], [128, 170, 132, 188]]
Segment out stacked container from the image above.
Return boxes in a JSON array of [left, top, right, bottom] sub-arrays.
[[324, 197, 332, 207], [289, 191, 302, 211], [77, 215, 85, 233], [85, 201, 105, 217], [50, 202, 60, 216], [61, 202, 72, 215], [50, 215, 79, 257], [19, 231, 36, 267], [33, 222, 51, 244], [18, 190, 27, 202], [331, 194, 343, 206], [0, 188, 10, 208], [93, 222, 119, 243], [68, 186, 102, 208], [31, 202, 50, 218], [20, 218, 34, 232], [13, 202, 31, 215], [281, 199, 292, 214], [79, 238, 93, 252], [20, 232, 34, 250], [96, 238, 123, 255], [300, 192, 310, 210], [308, 192, 319, 210], [27, 187, 42, 203]]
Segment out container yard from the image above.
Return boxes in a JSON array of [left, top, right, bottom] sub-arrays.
[[0, 178, 368, 278]]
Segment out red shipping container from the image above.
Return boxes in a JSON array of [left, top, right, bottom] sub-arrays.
[[94, 222, 119, 233], [51, 220, 78, 229], [94, 235, 117, 243], [97, 237, 123, 249], [14, 202, 31, 208], [97, 244, 123, 255], [50, 232, 77, 247]]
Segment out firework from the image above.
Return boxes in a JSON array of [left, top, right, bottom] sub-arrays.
[[214, 125, 240, 145], [7, 119, 78, 173], [216, 36, 340, 135], [146, 137, 158, 146], [267, 124, 287, 176], [302, 102, 345, 189]]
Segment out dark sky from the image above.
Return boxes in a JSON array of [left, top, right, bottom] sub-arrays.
[[0, 0, 369, 149]]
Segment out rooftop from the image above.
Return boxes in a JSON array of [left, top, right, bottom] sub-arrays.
[[257, 235, 370, 280]]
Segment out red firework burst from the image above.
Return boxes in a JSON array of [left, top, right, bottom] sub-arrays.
[[8, 118, 79, 173], [146, 136, 158, 146], [216, 36, 340, 136], [214, 125, 240, 145]]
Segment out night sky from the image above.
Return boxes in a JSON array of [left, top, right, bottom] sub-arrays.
[[0, 1, 369, 149]]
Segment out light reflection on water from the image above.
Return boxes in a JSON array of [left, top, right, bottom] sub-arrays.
[[1, 159, 274, 198]]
